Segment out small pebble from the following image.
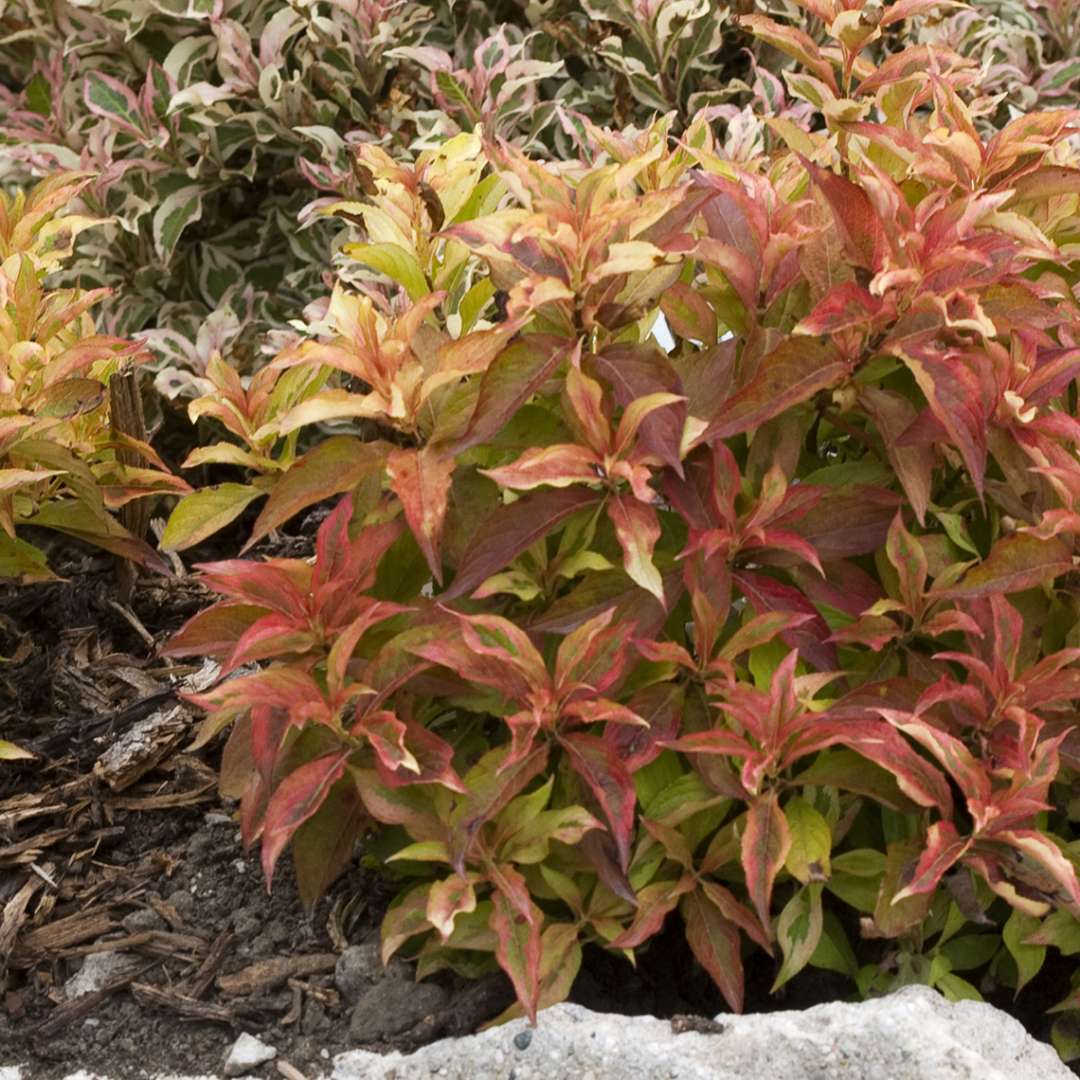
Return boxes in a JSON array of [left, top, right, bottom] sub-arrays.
[[121, 907, 166, 934], [514, 1030, 532, 1051], [165, 889, 194, 919], [223, 1032, 277, 1077]]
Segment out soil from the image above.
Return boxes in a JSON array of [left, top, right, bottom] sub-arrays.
[[1, 533, 1077, 1079]]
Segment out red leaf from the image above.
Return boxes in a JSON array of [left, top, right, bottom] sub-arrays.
[[387, 445, 456, 583], [185, 668, 332, 743], [894, 343, 988, 494], [357, 709, 417, 775], [312, 496, 402, 598], [993, 830, 1080, 909], [787, 717, 954, 814], [699, 338, 848, 444], [192, 559, 309, 620], [605, 682, 684, 771], [735, 571, 837, 671], [161, 603, 264, 659], [894, 821, 972, 901], [488, 862, 537, 927], [741, 792, 791, 933], [659, 282, 717, 345], [261, 751, 350, 885], [446, 335, 574, 454], [935, 534, 1074, 599], [426, 875, 477, 940], [787, 486, 899, 561], [244, 437, 387, 553], [701, 879, 772, 952], [607, 494, 664, 602], [795, 283, 887, 335], [491, 883, 543, 1023], [737, 14, 838, 91], [480, 444, 600, 491], [292, 773, 367, 911], [446, 486, 603, 599], [858, 387, 934, 525], [554, 607, 629, 696], [223, 612, 317, 673], [801, 158, 886, 272], [610, 878, 694, 949], [886, 512, 928, 613], [596, 342, 688, 474], [681, 889, 745, 1013], [564, 363, 611, 457], [373, 716, 467, 793], [561, 733, 637, 872]]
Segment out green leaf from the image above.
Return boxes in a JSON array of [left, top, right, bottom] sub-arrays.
[[27, 499, 166, 570], [935, 972, 983, 1002], [772, 883, 824, 991], [458, 278, 496, 334], [26, 72, 51, 116], [153, 185, 204, 262], [941, 934, 1000, 973], [435, 71, 481, 125], [1002, 909, 1046, 994], [0, 740, 34, 761], [0, 532, 56, 583], [1026, 909, 1080, 955], [160, 483, 264, 551], [1051, 1014, 1080, 1063], [810, 910, 858, 977], [783, 797, 832, 884], [83, 72, 145, 138], [342, 242, 430, 301]]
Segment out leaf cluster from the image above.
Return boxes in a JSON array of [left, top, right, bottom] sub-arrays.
[[0, 172, 184, 581]]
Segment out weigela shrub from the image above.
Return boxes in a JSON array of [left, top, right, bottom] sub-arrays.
[[161, 0, 1080, 1054], [0, 172, 185, 581]]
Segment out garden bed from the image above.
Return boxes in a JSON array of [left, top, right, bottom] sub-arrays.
[[0, 546, 1076, 1079]]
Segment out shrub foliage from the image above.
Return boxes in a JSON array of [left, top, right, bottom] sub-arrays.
[[6, 0, 1080, 1059]]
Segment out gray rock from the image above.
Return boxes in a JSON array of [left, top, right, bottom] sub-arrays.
[[186, 831, 215, 860], [349, 976, 448, 1042], [334, 944, 381, 1002], [223, 1032, 277, 1076], [164, 889, 194, 920], [331, 986, 1072, 1080], [301, 1000, 331, 1035], [230, 905, 261, 940], [63, 952, 143, 1000], [121, 907, 167, 934]]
